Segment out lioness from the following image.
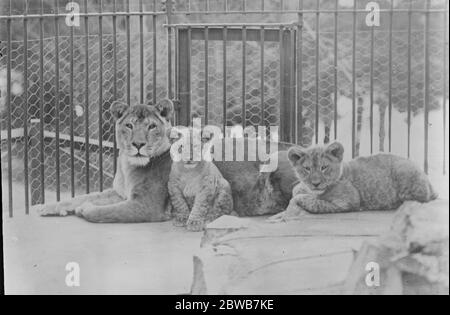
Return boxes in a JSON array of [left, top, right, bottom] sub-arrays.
[[38, 100, 297, 223], [269, 142, 438, 222]]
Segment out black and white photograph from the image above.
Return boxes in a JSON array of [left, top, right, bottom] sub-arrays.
[[0, 0, 448, 297]]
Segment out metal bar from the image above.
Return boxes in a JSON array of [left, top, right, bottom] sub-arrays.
[[6, 6, 13, 216], [139, 0, 144, 104], [290, 29, 296, 142], [315, 1, 320, 144], [126, 0, 131, 105], [260, 26, 265, 126], [166, 23, 299, 28], [182, 27, 284, 42], [0, 12, 169, 20], [261, 0, 265, 12], [178, 28, 192, 126], [167, 0, 174, 101], [370, 10, 375, 154], [242, 26, 247, 128], [39, 0, 45, 203], [223, 27, 228, 132], [407, 0, 412, 158], [2, 8, 448, 20], [98, 0, 103, 192], [297, 0, 303, 145], [153, 0, 157, 104], [279, 26, 285, 141], [333, 0, 338, 140], [54, 0, 61, 201], [23, 0, 30, 214], [204, 27, 209, 125], [70, 14, 75, 197], [351, 0, 357, 158], [444, 0, 449, 174], [175, 27, 179, 122], [84, 0, 90, 193], [112, 0, 117, 175], [388, 0, 393, 152], [424, 0, 431, 174]]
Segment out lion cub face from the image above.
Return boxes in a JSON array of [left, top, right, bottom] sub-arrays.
[[287, 142, 344, 193], [170, 127, 215, 171], [111, 100, 173, 167]]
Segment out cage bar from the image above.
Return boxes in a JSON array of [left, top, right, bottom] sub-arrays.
[[84, 0, 90, 193], [23, 0, 30, 214], [98, 0, 104, 192]]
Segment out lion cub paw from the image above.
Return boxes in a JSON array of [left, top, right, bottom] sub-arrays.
[[186, 217, 206, 232], [173, 215, 188, 227], [36, 201, 75, 217]]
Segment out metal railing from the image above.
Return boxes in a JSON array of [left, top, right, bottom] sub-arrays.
[[0, 0, 448, 217]]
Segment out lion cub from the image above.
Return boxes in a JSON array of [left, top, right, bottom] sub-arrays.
[[168, 128, 234, 231], [270, 142, 438, 221]]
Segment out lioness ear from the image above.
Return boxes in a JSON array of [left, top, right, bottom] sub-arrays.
[[155, 99, 174, 122], [111, 101, 129, 120], [287, 146, 307, 165], [326, 142, 344, 162]]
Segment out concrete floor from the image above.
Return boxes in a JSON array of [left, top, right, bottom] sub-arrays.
[[3, 212, 203, 295]]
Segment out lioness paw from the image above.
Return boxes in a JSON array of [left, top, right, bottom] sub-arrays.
[[186, 218, 206, 232], [266, 206, 307, 223]]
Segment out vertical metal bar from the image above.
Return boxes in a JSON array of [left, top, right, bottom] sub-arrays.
[[388, 0, 393, 152], [223, 27, 228, 132], [126, 0, 131, 105], [84, 0, 90, 193], [297, 0, 303, 145], [6, 5, 13, 216], [242, 27, 247, 128], [112, 0, 117, 175], [70, 11, 75, 196], [23, 0, 30, 214], [280, 0, 284, 11], [407, 0, 412, 158], [261, 0, 265, 12], [333, 0, 338, 140], [39, 0, 45, 203], [243, 0, 247, 12], [98, 0, 103, 192], [225, 0, 228, 12], [204, 27, 209, 125], [290, 29, 296, 142], [54, 0, 60, 201], [152, 0, 157, 104], [369, 10, 375, 154], [315, 1, 320, 144], [260, 27, 265, 126], [279, 26, 285, 141], [444, 0, 449, 174], [175, 27, 179, 121], [167, 0, 174, 100], [178, 28, 192, 126], [351, 0, 357, 158], [424, 0, 431, 174], [139, 0, 144, 104]]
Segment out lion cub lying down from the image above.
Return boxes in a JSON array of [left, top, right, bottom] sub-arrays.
[[168, 129, 234, 231], [270, 142, 438, 222]]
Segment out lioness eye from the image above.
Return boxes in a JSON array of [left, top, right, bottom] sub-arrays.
[[148, 123, 157, 130], [125, 123, 133, 130], [304, 166, 311, 172], [321, 165, 329, 171]]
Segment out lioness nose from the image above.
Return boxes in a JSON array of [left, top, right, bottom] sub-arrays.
[[312, 182, 321, 188], [132, 142, 146, 150]]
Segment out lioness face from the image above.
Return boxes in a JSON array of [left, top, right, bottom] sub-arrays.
[[287, 142, 344, 193], [111, 100, 174, 167]]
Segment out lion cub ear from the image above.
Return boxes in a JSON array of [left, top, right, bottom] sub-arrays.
[[287, 146, 307, 166], [326, 142, 344, 162], [155, 99, 174, 122], [111, 101, 129, 120]]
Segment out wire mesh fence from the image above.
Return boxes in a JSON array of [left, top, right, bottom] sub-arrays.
[[0, 0, 448, 217]]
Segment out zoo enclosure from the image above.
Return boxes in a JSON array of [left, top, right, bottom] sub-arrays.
[[0, 0, 448, 217]]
